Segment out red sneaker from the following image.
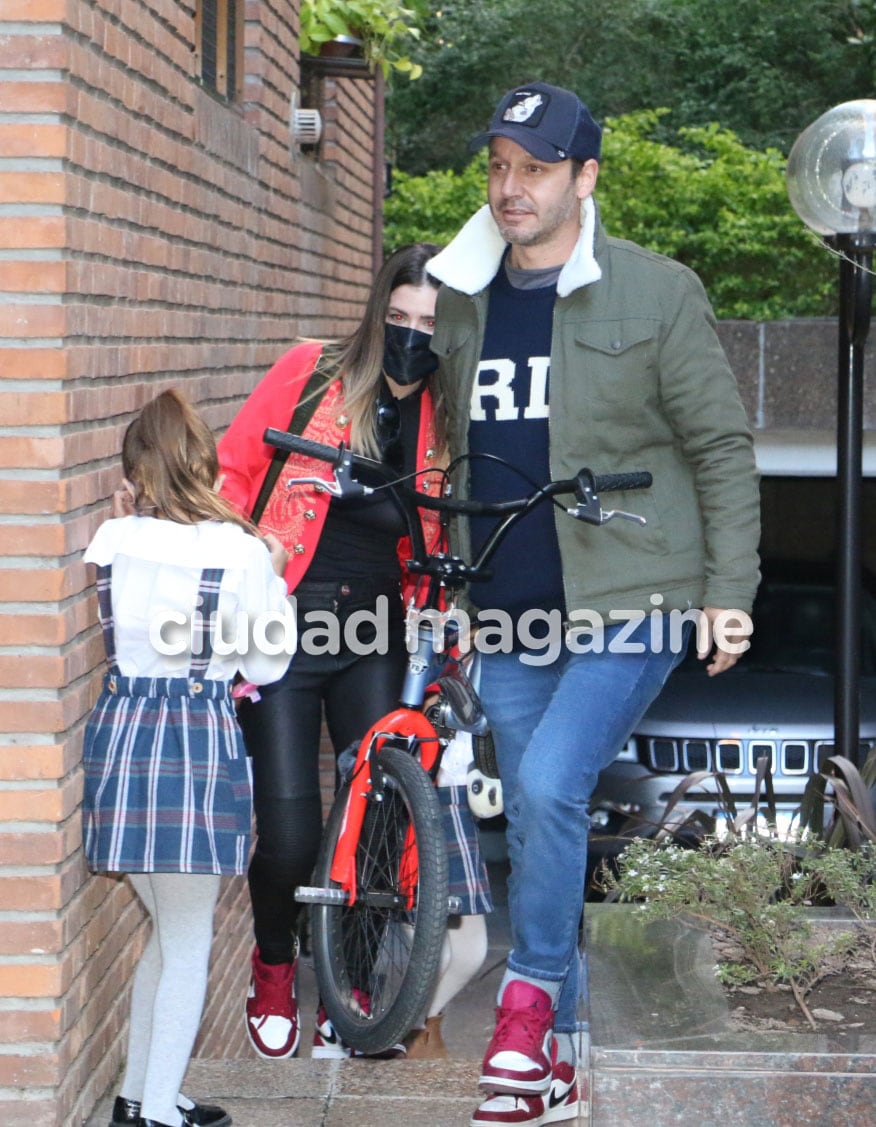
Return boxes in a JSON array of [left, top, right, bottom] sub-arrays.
[[479, 980, 554, 1094], [245, 945, 300, 1059], [471, 1060, 579, 1126], [311, 998, 406, 1060], [312, 1004, 350, 1059]]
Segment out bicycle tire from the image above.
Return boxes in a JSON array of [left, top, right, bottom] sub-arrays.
[[310, 743, 449, 1054]]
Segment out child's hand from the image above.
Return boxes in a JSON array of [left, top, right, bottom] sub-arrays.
[[112, 479, 137, 518], [263, 532, 289, 577]]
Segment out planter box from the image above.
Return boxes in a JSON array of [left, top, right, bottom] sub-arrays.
[[585, 903, 876, 1125]]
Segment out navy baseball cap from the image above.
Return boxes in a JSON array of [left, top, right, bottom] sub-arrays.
[[470, 81, 602, 163]]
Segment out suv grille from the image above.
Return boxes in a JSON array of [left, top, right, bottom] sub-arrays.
[[640, 736, 875, 778]]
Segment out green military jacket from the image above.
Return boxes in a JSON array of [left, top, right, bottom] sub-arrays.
[[428, 200, 761, 618]]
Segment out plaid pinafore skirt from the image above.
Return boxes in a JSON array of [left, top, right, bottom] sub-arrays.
[[82, 565, 253, 875]]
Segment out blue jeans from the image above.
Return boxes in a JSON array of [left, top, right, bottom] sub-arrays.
[[477, 615, 689, 1031]]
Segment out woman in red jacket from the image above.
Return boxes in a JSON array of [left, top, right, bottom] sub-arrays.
[[218, 244, 447, 1061]]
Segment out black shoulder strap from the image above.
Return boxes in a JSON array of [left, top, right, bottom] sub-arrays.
[[250, 368, 328, 526]]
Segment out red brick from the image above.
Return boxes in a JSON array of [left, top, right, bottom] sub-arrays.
[[0, 478, 67, 515], [0, 216, 65, 250], [0, 1006, 62, 1043], [0, 511, 93, 556], [0, 957, 64, 996], [0, 824, 81, 865], [0, 679, 93, 734], [0, 1051, 63, 1086], [0, 349, 66, 381], [1, 0, 68, 18], [0, 568, 77, 602], [0, 82, 67, 113], [0, 390, 67, 425], [0, 856, 83, 916], [0, 260, 66, 293], [0, 1099, 57, 1127], [0, 779, 79, 823], [0, 743, 72, 781], [0, 919, 63, 957], [1, 599, 94, 647], [0, 304, 65, 338], [0, 123, 66, 158], [0, 173, 65, 205]]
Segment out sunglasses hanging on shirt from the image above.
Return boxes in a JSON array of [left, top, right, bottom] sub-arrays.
[[375, 393, 403, 469]]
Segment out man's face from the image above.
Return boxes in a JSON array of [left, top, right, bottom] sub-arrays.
[[487, 137, 597, 251]]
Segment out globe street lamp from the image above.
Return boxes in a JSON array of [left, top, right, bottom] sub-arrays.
[[787, 99, 876, 769]]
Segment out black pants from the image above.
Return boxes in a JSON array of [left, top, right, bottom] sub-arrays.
[[237, 578, 407, 965]]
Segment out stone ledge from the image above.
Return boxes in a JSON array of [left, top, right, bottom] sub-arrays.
[[587, 904, 876, 1125]]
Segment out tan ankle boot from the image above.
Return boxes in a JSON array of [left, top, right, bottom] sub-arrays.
[[403, 1013, 448, 1059]]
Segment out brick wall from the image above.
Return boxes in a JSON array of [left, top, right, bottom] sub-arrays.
[[0, 1, 378, 1123]]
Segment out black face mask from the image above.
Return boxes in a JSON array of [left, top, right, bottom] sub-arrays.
[[382, 323, 439, 386]]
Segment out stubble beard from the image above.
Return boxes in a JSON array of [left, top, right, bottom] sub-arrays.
[[492, 189, 580, 247]]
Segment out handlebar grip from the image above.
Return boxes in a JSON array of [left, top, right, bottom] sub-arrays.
[[593, 471, 652, 493], [263, 429, 344, 464]]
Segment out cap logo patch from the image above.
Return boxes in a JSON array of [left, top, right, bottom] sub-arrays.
[[502, 91, 546, 126]]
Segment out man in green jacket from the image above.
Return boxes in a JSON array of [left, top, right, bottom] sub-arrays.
[[426, 81, 760, 1127]]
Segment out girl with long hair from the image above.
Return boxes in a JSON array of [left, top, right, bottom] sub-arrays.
[[83, 390, 292, 1127]]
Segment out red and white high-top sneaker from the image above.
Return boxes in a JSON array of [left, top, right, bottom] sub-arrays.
[[245, 945, 300, 1059]]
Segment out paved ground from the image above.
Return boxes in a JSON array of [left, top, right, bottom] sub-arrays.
[[85, 845, 876, 1126]]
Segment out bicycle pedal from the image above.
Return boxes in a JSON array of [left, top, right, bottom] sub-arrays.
[[295, 886, 349, 905], [447, 896, 463, 913]]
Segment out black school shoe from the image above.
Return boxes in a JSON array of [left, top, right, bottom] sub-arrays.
[[110, 1095, 232, 1127]]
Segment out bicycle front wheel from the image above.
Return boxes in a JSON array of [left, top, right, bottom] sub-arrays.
[[310, 744, 449, 1055]]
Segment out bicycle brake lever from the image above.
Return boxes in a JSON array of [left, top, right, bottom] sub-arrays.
[[599, 508, 648, 526], [284, 443, 372, 498], [566, 503, 647, 526], [569, 468, 646, 526]]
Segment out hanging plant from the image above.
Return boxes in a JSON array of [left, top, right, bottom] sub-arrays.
[[299, 0, 425, 79]]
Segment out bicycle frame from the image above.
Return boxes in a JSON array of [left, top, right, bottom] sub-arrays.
[[328, 609, 461, 906]]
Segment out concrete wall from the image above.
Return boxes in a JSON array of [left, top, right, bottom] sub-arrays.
[[718, 319, 876, 431], [0, 1, 378, 1123]]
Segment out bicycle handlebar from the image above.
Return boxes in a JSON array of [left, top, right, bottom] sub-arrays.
[[262, 427, 652, 588], [262, 429, 652, 509]]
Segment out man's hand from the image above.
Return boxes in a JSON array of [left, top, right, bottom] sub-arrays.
[[697, 606, 753, 676]]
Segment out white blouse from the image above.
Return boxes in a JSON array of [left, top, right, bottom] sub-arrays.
[[84, 516, 294, 686]]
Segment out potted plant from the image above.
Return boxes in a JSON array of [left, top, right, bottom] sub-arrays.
[[299, 0, 426, 78]]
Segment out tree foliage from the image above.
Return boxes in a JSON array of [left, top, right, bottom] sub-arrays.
[[387, 0, 874, 176], [384, 112, 838, 320]]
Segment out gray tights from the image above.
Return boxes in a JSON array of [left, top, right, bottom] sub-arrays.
[[121, 872, 220, 1126]]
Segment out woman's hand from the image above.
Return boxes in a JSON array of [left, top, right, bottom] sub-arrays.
[[263, 532, 289, 577]]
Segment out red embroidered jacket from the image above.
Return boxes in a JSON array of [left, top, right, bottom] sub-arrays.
[[218, 341, 444, 600]]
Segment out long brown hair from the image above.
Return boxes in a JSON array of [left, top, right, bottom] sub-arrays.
[[319, 242, 442, 458], [122, 389, 255, 533]]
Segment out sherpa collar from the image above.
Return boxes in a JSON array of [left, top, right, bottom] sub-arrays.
[[426, 196, 602, 298]]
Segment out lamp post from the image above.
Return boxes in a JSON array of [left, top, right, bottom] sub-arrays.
[[787, 100, 876, 769]]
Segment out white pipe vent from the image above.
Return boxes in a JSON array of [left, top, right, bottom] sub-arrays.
[[293, 108, 323, 147], [289, 92, 322, 154]]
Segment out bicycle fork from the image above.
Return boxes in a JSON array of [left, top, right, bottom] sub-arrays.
[[297, 708, 442, 908]]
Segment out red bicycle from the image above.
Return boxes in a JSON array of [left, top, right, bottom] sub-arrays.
[[268, 427, 650, 1053]]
